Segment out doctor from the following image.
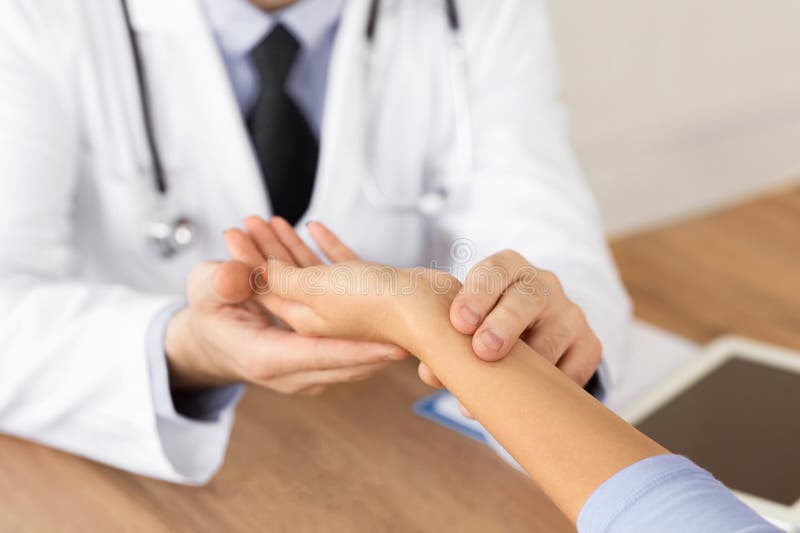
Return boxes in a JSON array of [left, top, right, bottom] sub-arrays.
[[0, 0, 631, 484]]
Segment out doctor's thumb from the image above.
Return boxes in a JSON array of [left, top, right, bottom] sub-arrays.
[[187, 260, 254, 308]]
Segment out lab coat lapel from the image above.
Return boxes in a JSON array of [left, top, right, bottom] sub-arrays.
[[306, 0, 371, 224], [128, 0, 271, 231], [124, 0, 196, 34]]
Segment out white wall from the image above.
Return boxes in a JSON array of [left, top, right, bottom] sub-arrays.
[[548, 0, 800, 235]]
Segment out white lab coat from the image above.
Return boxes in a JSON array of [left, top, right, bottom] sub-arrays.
[[0, 0, 631, 484]]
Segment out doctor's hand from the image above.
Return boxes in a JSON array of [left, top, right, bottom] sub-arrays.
[[164, 221, 406, 396], [214, 216, 408, 394], [418, 250, 602, 415]]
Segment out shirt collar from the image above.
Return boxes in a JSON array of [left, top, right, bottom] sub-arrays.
[[200, 0, 342, 58]]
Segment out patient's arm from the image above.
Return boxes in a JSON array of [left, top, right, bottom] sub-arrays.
[[409, 311, 667, 521], [258, 259, 666, 522]]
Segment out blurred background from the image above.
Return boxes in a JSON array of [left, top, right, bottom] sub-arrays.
[[548, 0, 800, 235]]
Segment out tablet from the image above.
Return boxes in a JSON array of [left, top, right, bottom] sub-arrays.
[[622, 336, 800, 531]]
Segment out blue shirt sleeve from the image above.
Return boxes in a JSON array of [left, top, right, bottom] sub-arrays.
[[577, 454, 781, 533], [147, 300, 244, 423]]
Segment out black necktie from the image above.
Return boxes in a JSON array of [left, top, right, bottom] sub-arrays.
[[248, 24, 319, 226]]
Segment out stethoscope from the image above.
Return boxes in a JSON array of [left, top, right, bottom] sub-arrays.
[[121, 0, 470, 258], [121, 0, 197, 258], [362, 0, 472, 217]]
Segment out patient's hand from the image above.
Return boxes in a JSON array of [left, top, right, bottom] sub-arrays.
[[222, 217, 459, 350], [254, 258, 460, 350]]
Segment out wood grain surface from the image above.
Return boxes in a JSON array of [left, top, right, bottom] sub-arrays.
[[611, 185, 800, 348]]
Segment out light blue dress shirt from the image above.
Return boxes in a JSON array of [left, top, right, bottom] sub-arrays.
[[147, 0, 341, 425], [578, 454, 780, 533], [201, 0, 341, 130]]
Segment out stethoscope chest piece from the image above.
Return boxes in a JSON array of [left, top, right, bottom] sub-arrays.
[[417, 190, 448, 217], [145, 211, 196, 259]]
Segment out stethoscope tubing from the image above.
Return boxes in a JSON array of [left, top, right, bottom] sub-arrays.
[[367, 0, 459, 41], [119, 0, 167, 195], [362, 0, 468, 216]]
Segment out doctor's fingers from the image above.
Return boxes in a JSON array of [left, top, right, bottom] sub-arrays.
[[417, 361, 443, 388], [556, 332, 603, 386], [186, 260, 253, 309], [224, 228, 267, 267], [306, 221, 359, 262], [471, 280, 550, 362], [259, 361, 391, 395], [523, 303, 590, 367], [247, 328, 406, 374], [269, 216, 324, 267], [243, 215, 295, 264], [450, 250, 540, 336]]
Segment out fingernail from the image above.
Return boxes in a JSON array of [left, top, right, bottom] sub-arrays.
[[458, 304, 481, 326], [480, 328, 505, 351]]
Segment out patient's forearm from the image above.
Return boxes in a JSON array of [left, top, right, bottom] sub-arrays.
[[400, 304, 667, 522]]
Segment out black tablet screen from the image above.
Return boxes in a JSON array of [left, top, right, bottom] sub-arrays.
[[635, 357, 800, 505]]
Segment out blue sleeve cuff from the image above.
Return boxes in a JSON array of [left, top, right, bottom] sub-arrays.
[[577, 454, 778, 533], [586, 357, 609, 402], [146, 300, 244, 423]]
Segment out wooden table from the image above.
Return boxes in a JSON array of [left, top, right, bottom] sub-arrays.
[[2, 186, 798, 532], [612, 185, 800, 350]]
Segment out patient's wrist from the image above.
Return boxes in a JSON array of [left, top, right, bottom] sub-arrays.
[[392, 282, 459, 357]]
